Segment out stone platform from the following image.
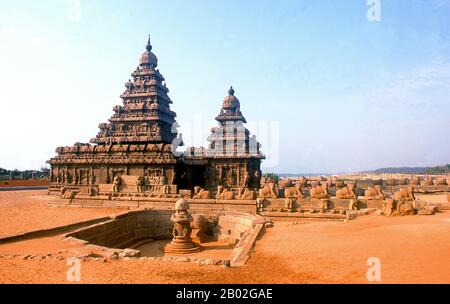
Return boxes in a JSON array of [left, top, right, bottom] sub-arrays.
[[259, 197, 383, 212]]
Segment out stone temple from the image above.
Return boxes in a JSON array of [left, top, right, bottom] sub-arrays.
[[47, 37, 264, 198]]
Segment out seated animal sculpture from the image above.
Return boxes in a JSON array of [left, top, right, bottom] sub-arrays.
[[433, 177, 447, 186], [393, 186, 415, 202], [310, 183, 329, 199], [193, 186, 211, 199], [191, 214, 209, 243], [409, 176, 420, 185], [335, 183, 357, 199], [384, 196, 416, 217], [237, 187, 257, 200], [216, 186, 235, 200], [258, 182, 278, 199], [365, 185, 385, 200], [284, 185, 304, 199], [60, 187, 77, 200], [420, 178, 433, 186]]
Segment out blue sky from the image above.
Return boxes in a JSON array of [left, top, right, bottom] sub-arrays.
[[0, 0, 449, 173]]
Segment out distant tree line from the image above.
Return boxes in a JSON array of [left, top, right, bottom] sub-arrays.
[[425, 164, 450, 175], [365, 164, 450, 175], [0, 167, 50, 180], [263, 172, 280, 182]]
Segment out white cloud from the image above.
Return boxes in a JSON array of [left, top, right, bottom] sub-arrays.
[[351, 59, 450, 108]]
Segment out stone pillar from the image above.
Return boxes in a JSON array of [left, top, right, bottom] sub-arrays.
[[165, 199, 201, 254]]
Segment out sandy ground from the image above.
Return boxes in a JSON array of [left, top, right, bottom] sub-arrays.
[[0, 191, 449, 284], [0, 191, 124, 238]]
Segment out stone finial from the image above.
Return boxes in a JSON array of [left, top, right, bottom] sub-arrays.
[[146, 35, 152, 52], [175, 198, 189, 211], [228, 86, 235, 96]]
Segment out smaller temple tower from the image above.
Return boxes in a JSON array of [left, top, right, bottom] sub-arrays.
[[203, 87, 264, 190]]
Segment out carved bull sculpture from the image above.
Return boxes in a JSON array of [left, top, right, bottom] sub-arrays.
[[393, 186, 415, 202], [365, 185, 385, 200], [216, 186, 235, 200], [237, 187, 257, 200], [433, 177, 447, 186], [310, 183, 329, 199], [420, 178, 433, 186], [193, 186, 211, 199], [336, 183, 357, 199], [284, 185, 304, 199], [258, 183, 278, 199]]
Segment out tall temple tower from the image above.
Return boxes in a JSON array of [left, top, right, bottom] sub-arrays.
[[90, 37, 180, 146], [48, 37, 183, 194]]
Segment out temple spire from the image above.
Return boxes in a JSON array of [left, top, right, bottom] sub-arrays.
[[215, 86, 246, 124], [140, 35, 158, 67], [146, 35, 152, 52]]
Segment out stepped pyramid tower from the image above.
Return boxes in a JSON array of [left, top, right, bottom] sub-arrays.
[[184, 87, 264, 190], [204, 87, 264, 189], [90, 37, 180, 146], [48, 37, 183, 194]]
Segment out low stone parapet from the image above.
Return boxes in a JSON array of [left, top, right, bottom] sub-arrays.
[[48, 196, 257, 214]]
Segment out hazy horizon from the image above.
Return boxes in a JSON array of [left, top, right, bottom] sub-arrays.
[[1, 0, 449, 173]]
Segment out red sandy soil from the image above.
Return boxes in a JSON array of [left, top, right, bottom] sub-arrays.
[[0, 191, 124, 238], [0, 191, 450, 284], [0, 179, 49, 188]]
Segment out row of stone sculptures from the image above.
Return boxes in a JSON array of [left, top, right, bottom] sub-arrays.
[[192, 186, 257, 200], [56, 143, 174, 154], [276, 176, 449, 189], [384, 176, 449, 186]]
